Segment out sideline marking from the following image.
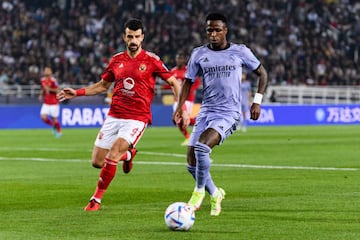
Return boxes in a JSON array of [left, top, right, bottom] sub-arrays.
[[0, 147, 186, 157], [0, 156, 357, 171]]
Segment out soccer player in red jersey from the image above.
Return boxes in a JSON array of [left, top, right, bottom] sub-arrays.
[[170, 51, 201, 146], [39, 67, 62, 138], [57, 19, 189, 211]]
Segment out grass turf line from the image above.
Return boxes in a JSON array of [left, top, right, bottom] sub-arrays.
[[0, 125, 359, 240]]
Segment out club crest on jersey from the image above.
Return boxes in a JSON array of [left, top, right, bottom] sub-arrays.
[[123, 78, 135, 90], [121, 77, 135, 97], [139, 63, 146, 72]]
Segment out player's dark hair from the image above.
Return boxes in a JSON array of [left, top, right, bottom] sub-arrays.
[[124, 18, 144, 33], [205, 12, 227, 25], [176, 50, 186, 58]]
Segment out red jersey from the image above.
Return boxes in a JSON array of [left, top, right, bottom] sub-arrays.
[[170, 66, 201, 102], [40, 76, 59, 105], [101, 50, 173, 124]]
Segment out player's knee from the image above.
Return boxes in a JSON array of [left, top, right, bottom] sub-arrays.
[[194, 142, 211, 155], [92, 162, 103, 168], [91, 159, 104, 168]]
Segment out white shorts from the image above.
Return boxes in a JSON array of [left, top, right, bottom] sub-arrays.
[[94, 116, 147, 149], [40, 104, 60, 118], [173, 100, 194, 115]]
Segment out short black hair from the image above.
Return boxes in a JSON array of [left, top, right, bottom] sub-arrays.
[[124, 18, 144, 33], [205, 12, 227, 25], [176, 50, 186, 58]]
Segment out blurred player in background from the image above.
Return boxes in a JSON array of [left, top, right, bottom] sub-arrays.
[[173, 12, 268, 216], [38, 67, 62, 138], [57, 19, 188, 211], [238, 72, 252, 132], [170, 51, 201, 146], [104, 82, 114, 105]]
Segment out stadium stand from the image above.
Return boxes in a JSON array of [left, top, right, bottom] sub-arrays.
[[0, 0, 359, 104]]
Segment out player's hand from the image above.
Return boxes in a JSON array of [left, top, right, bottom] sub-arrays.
[[172, 109, 181, 125], [172, 109, 190, 129], [57, 88, 76, 102], [180, 110, 190, 129], [250, 103, 261, 120]]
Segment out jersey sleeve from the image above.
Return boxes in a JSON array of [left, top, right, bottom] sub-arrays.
[[185, 48, 201, 83], [152, 58, 173, 81], [101, 58, 115, 82], [51, 78, 59, 88], [241, 45, 261, 71]]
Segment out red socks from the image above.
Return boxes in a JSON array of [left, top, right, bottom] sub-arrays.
[[178, 124, 190, 139], [53, 121, 61, 132], [93, 158, 118, 200], [42, 118, 61, 132], [42, 118, 53, 126], [120, 151, 130, 161]]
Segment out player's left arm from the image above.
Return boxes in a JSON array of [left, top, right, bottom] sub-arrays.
[[250, 64, 268, 120], [166, 75, 181, 101], [57, 79, 111, 102]]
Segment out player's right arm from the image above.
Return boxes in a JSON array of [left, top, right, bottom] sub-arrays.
[[250, 64, 268, 120], [57, 79, 112, 102]]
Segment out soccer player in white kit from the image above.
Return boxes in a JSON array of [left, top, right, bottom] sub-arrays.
[[173, 13, 268, 216]]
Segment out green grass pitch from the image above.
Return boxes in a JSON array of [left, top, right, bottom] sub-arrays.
[[0, 125, 360, 240]]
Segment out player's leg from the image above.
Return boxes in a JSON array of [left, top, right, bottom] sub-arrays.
[[85, 118, 145, 211], [241, 109, 248, 132], [52, 117, 62, 137], [186, 116, 214, 210], [91, 146, 109, 168], [85, 116, 122, 210], [174, 101, 191, 145], [115, 119, 145, 174], [179, 125, 190, 146], [181, 101, 195, 145], [194, 128, 219, 190], [186, 145, 217, 210], [85, 137, 130, 211], [41, 114, 53, 125], [190, 117, 236, 215], [40, 104, 54, 127], [204, 118, 237, 216], [50, 105, 62, 137], [91, 145, 137, 169], [238, 103, 248, 132]]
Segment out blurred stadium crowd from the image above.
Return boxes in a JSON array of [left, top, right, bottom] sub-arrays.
[[0, 0, 359, 96]]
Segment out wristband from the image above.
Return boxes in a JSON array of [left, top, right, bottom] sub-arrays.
[[253, 93, 263, 105], [76, 88, 86, 96]]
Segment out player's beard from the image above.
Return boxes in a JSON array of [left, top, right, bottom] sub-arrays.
[[128, 43, 140, 53]]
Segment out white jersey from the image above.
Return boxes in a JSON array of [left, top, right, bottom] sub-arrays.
[[186, 43, 260, 119]]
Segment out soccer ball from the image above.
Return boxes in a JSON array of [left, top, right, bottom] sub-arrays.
[[164, 202, 195, 231]]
